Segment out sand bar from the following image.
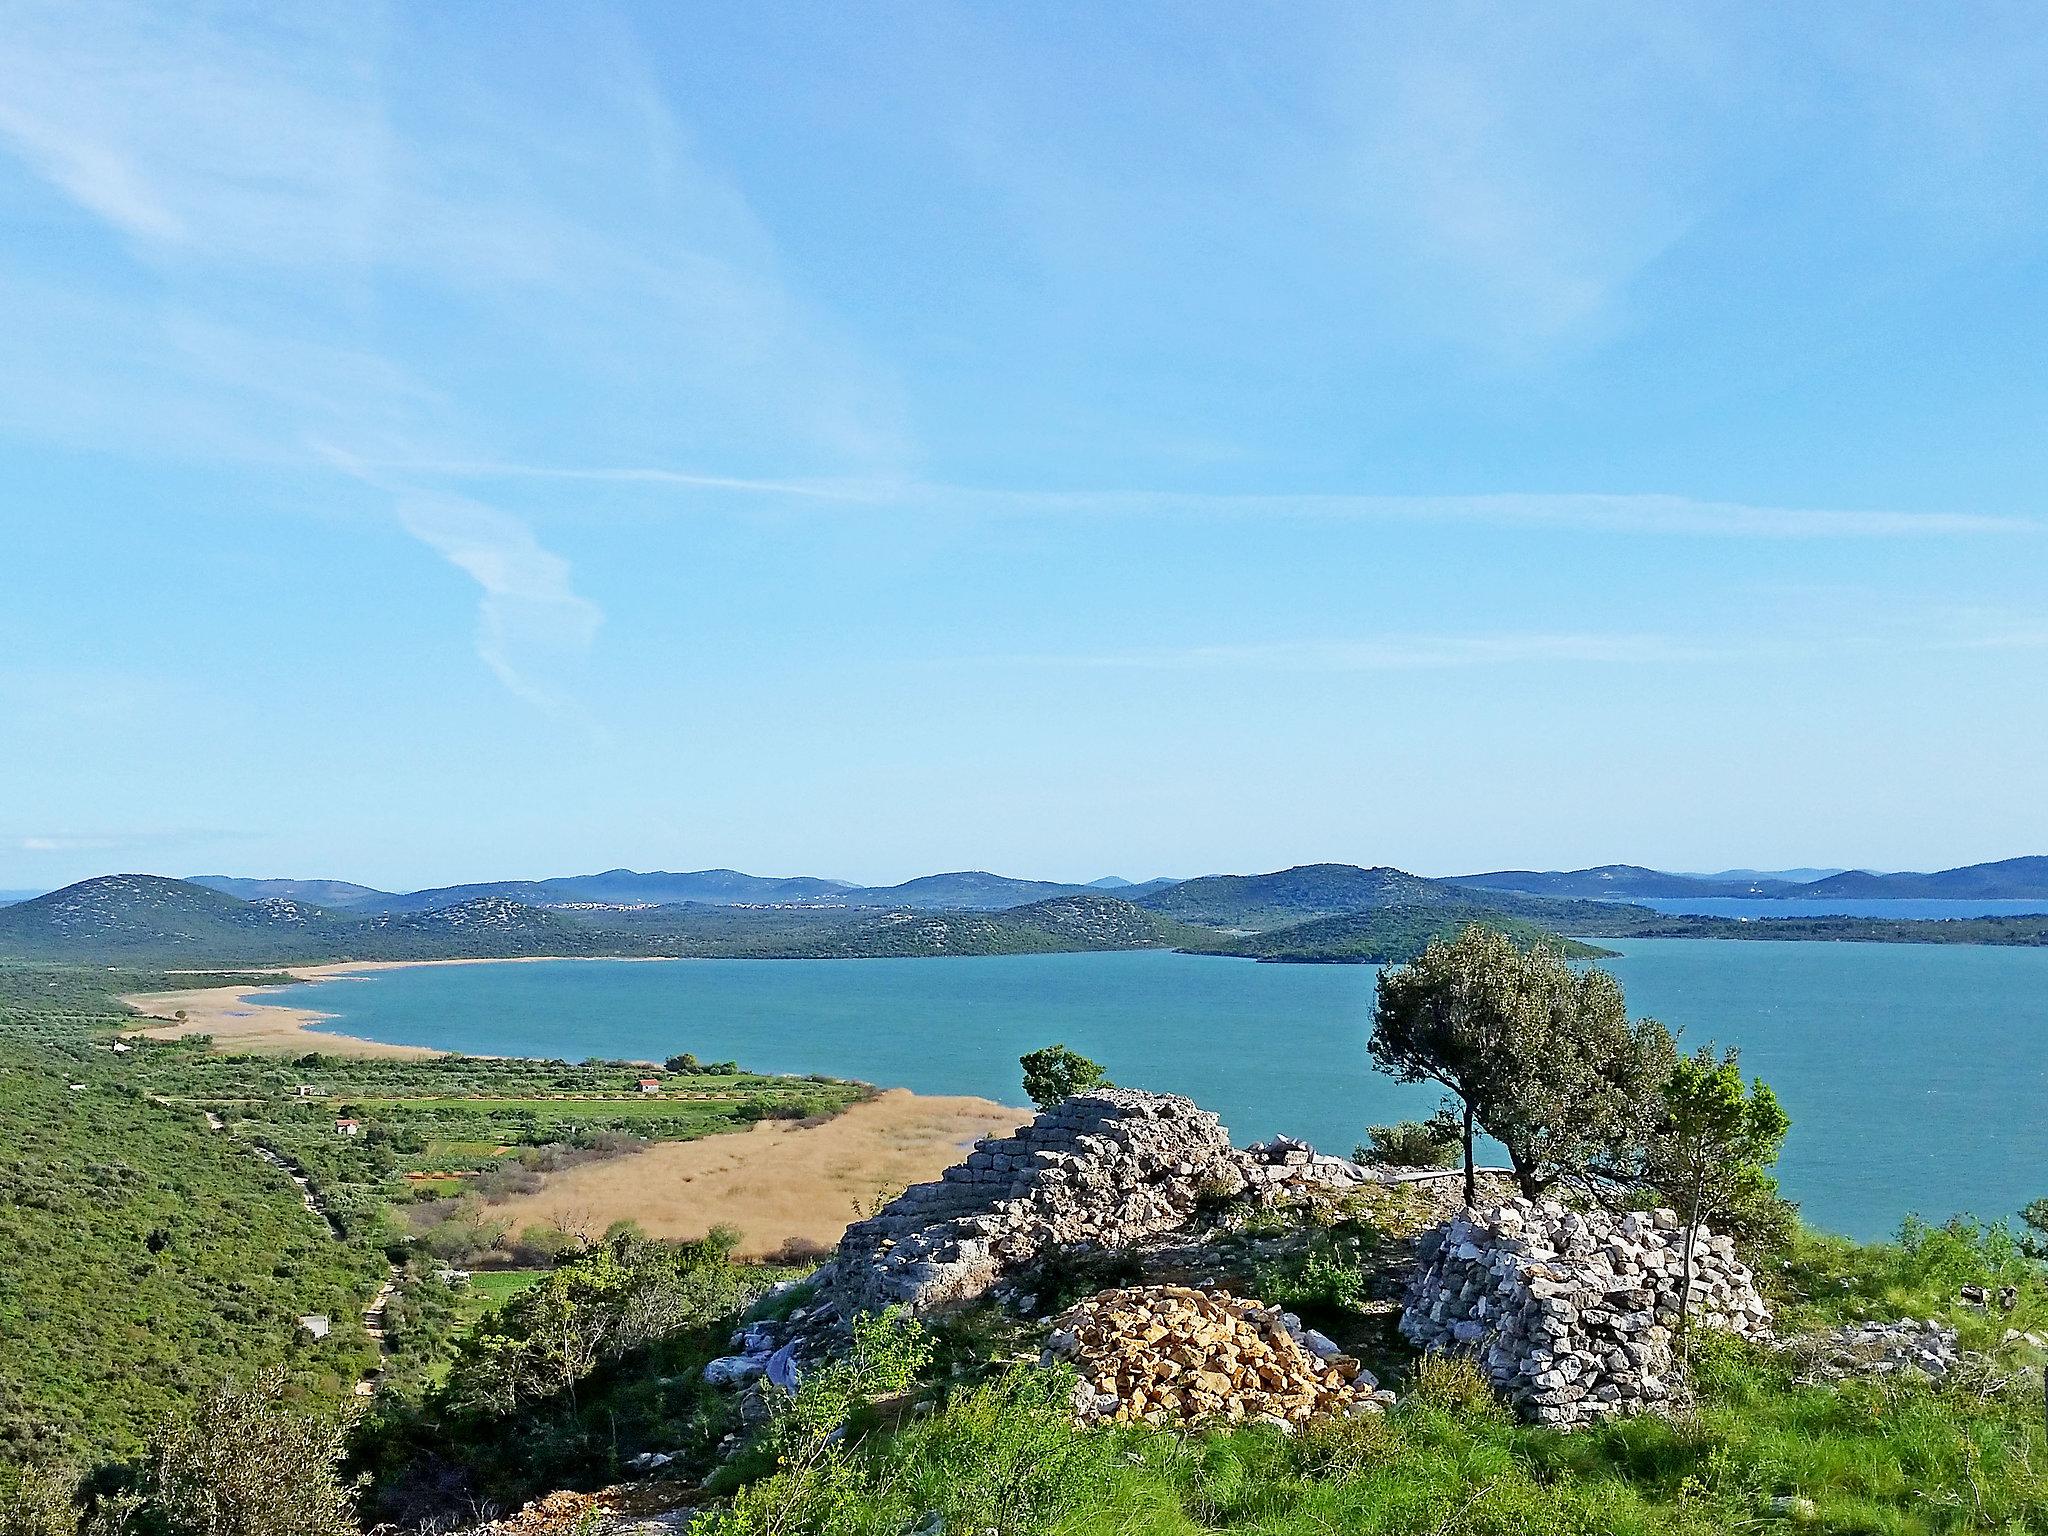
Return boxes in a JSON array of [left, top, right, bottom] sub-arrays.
[[121, 962, 448, 1058], [486, 1088, 1029, 1260], [120, 955, 687, 1058]]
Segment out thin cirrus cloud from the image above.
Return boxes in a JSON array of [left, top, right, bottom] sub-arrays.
[[1000, 633, 1732, 674], [0, 2, 904, 707], [391, 492, 605, 710], [397, 464, 2040, 540]]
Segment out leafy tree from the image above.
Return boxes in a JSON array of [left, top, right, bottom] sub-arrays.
[[440, 1229, 747, 1419], [1370, 926, 1676, 1203], [1642, 1048, 1790, 1353], [664, 1052, 702, 1074], [1019, 1044, 1109, 1110], [125, 1372, 359, 1536]]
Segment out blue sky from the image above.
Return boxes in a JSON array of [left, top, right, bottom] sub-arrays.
[[2, 2, 2045, 891]]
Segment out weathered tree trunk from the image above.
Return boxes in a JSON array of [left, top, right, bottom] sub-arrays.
[[1462, 1099, 1477, 1208]]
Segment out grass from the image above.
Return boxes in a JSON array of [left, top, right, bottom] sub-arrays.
[[464, 1269, 546, 1310], [701, 1214, 2048, 1536], [706, 1336, 2048, 1535]]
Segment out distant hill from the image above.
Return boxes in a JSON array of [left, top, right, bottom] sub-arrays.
[[0, 875, 349, 963], [814, 893, 1198, 957], [361, 867, 857, 914], [838, 871, 1096, 910], [0, 890, 40, 907], [189, 875, 392, 907], [1453, 865, 1803, 899], [0, 877, 1198, 967], [1681, 867, 1849, 884], [1799, 856, 2048, 900], [1183, 904, 1616, 964], [1138, 864, 1460, 931]]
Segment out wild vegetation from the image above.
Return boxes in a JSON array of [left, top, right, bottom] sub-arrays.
[[0, 962, 862, 1477]]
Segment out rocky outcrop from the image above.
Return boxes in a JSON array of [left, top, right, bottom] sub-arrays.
[[1401, 1200, 1771, 1428], [1045, 1285, 1392, 1428], [825, 1090, 1250, 1315]]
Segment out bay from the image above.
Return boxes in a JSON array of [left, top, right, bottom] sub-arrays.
[[269, 939, 2048, 1243]]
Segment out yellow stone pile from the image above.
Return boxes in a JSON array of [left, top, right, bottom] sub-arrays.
[[1045, 1285, 1381, 1428]]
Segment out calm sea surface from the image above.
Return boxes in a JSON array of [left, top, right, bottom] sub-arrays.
[[269, 940, 2048, 1243]]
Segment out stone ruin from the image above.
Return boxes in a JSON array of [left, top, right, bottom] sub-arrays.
[[824, 1089, 1250, 1315], [1401, 1199, 1771, 1427]]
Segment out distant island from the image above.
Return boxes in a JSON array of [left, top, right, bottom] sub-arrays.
[[2, 854, 2046, 971]]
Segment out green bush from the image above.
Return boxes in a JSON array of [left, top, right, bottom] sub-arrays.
[[1359, 1114, 1460, 1169], [122, 1373, 358, 1536], [0, 1466, 85, 1536]]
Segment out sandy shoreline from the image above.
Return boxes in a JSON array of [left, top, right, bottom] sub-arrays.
[[119, 955, 678, 1059]]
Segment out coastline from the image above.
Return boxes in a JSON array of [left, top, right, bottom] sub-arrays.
[[118, 955, 677, 1059], [124, 961, 440, 1058]]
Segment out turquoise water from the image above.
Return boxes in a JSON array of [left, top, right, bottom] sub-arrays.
[[271, 940, 2048, 1242]]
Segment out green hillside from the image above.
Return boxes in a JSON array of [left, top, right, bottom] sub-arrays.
[[0, 1040, 385, 1462], [0, 875, 349, 963], [1137, 864, 1457, 930], [1183, 905, 1617, 963]]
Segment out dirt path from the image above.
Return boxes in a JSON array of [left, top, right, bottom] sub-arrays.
[[487, 1088, 1027, 1260], [176, 1098, 400, 1389]]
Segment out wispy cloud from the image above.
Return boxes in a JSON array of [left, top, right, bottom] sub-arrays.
[[1007, 632, 1730, 672], [0, 2, 908, 707], [931, 488, 2036, 538], [391, 492, 603, 709], [392, 467, 2038, 540], [3, 830, 242, 854]]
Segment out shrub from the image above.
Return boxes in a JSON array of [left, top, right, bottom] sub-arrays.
[[440, 1231, 751, 1420], [1407, 1351, 1507, 1422], [703, 1367, 1108, 1536], [0, 1466, 82, 1536], [126, 1372, 359, 1536], [509, 1224, 583, 1267], [1250, 1226, 1374, 1313], [1292, 1409, 1399, 1478], [1360, 1113, 1461, 1169]]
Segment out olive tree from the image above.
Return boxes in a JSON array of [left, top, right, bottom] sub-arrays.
[[1370, 925, 1676, 1204]]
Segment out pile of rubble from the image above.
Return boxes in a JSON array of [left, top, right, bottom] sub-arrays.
[[1795, 1318, 1965, 1383], [1401, 1200, 1771, 1428], [454, 1484, 701, 1535], [1237, 1135, 1379, 1195], [826, 1090, 1252, 1314], [1045, 1284, 1393, 1428]]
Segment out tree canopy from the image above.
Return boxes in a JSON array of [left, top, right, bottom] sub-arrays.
[[1370, 925, 1676, 1202]]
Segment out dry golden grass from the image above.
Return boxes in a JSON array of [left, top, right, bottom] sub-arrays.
[[489, 1088, 1027, 1259]]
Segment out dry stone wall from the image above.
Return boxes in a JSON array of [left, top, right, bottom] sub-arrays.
[[825, 1090, 1252, 1315], [1401, 1199, 1771, 1427]]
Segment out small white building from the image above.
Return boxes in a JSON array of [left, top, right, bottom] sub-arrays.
[[335, 1117, 363, 1136], [637, 1078, 662, 1095]]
